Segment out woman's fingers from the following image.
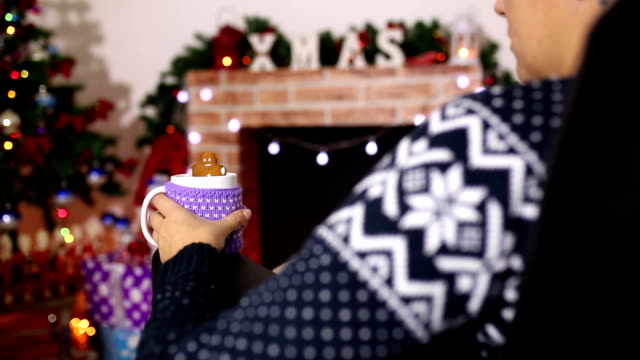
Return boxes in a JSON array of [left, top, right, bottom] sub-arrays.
[[150, 193, 183, 214], [148, 197, 253, 262], [148, 210, 164, 230]]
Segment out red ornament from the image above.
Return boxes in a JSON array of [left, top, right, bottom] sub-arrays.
[[212, 25, 245, 69], [57, 208, 69, 219], [485, 76, 496, 86]]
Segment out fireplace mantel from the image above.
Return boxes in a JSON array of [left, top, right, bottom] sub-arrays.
[[184, 64, 482, 263]]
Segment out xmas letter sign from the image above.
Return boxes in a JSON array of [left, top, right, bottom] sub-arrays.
[[248, 28, 405, 71]]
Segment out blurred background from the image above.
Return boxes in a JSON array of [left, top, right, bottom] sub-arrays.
[[1, 0, 515, 358]]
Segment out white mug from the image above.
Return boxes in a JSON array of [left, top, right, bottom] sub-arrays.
[[140, 173, 243, 251]]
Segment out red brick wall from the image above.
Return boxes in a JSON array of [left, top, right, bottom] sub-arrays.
[[185, 64, 482, 264]]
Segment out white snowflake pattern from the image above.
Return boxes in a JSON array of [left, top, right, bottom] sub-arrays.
[[399, 163, 488, 255], [353, 136, 453, 220]]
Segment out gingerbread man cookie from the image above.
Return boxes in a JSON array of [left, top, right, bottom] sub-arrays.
[[191, 151, 227, 176]]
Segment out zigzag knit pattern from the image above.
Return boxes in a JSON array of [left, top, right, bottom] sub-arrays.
[[165, 182, 244, 253]]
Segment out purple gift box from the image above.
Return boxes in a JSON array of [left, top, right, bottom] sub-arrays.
[[82, 256, 152, 330], [121, 264, 152, 329]]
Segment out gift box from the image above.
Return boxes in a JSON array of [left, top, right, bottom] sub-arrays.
[[81, 255, 152, 330], [121, 264, 152, 329]]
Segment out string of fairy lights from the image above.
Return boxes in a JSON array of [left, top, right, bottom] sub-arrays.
[[172, 75, 484, 167]]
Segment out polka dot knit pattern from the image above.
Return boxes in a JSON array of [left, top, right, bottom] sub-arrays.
[[137, 79, 572, 359], [165, 182, 244, 253]]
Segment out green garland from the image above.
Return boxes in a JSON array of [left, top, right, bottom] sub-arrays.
[[137, 16, 515, 147]]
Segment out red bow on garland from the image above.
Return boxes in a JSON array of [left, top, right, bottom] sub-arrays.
[[88, 99, 115, 120], [55, 99, 115, 132], [56, 113, 86, 132], [49, 58, 75, 78]]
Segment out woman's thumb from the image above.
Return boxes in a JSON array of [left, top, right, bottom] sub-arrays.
[[219, 209, 252, 234]]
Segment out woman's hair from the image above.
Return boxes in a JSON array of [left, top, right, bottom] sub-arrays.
[[506, 0, 638, 357]]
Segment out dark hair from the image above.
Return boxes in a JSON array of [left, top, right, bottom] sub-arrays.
[[506, 0, 639, 357]]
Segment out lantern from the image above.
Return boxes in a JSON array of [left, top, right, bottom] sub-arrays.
[[449, 15, 480, 66]]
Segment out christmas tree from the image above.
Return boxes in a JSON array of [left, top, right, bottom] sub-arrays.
[[0, 0, 129, 306]]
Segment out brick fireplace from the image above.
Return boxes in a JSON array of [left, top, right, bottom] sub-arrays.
[[184, 64, 482, 264]]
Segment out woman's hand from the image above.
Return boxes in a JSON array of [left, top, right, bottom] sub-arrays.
[[147, 193, 251, 262]]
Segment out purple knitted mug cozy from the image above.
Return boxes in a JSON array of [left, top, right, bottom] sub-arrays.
[[165, 182, 244, 253]]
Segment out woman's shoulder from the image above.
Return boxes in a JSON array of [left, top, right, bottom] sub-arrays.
[[425, 78, 572, 125], [419, 78, 573, 160], [467, 78, 571, 108], [454, 78, 572, 121]]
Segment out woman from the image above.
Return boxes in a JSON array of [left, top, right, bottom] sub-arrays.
[[138, 1, 620, 358], [495, 0, 611, 82], [506, 0, 637, 357]]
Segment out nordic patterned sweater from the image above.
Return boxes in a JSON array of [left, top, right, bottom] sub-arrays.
[[137, 79, 570, 359]]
